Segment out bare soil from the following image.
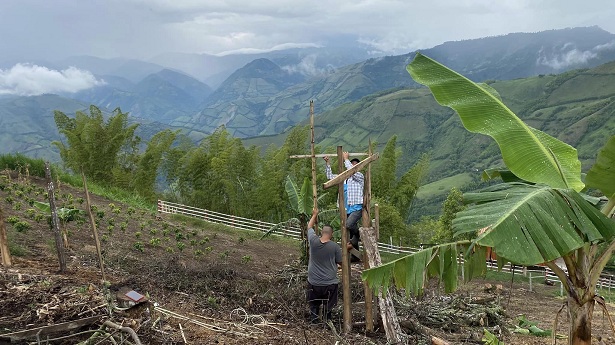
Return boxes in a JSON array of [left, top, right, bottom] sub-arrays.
[[1, 173, 614, 344]]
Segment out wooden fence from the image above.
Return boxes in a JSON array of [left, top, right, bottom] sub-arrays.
[[157, 200, 615, 290]]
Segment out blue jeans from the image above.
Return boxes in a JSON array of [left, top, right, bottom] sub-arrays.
[[347, 209, 362, 250]]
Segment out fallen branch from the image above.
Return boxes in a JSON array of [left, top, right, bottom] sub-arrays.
[[102, 320, 143, 345]]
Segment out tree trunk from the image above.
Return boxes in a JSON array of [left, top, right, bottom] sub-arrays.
[[568, 297, 594, 345], [360, 226, 404, 344]]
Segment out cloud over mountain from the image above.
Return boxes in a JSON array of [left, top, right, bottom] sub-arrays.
[[537, 40, 615, 69], [0, 64, 105, 96]]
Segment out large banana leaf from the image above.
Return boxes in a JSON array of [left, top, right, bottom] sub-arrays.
[[407, 53, 584, 191], [455, 183, 615, 265], [586, 135, 615, 199], [299, 177, 312, 215], [363, 183, 615, 293], [284, 175, 301, 214], [362, 241, 486, 296]]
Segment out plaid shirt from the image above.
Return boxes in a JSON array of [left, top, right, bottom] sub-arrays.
[[325, 160, 364, 206]]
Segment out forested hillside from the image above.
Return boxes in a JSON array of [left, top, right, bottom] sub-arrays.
[[245, 60, 615, 219]]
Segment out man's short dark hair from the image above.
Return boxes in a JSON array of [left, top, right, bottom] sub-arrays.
[[322, 225, 334, 235], [350, 158, 360, 164]]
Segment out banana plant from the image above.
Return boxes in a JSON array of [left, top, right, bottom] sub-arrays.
[[362, 53, 615, 345]]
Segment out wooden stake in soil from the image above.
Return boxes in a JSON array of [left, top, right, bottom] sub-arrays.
[[45, 162, 67, 273], [0, 205, 12, 267], [359, 226, 403, 344], [82, 169, 106, 282], [336, 146, 352, 334], [362, 140, 374, 332]]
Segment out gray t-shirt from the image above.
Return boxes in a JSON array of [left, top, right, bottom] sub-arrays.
[[307, 228, 342, 286]]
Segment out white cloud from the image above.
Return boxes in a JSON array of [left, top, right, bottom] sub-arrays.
[[0, 64, 105, 96], [281, 54, 334, 77], [215, 42, 322, 56], [537, 40, 615, 69]]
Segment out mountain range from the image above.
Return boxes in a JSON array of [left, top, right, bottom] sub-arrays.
[[2, 26, 615, 219], [175, 26, 615, 138]]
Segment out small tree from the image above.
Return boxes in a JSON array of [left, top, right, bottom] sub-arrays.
[[363, 53, 615, 345], [53, 106, 139, 185]]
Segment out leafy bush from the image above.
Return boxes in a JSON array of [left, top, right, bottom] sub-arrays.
[[133, 241, 144, 252], [6, 216, 20, 224], [13, 221, 31, 232]]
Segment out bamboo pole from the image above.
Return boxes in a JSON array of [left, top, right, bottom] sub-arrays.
[[45, 162, 66, 273], [289, 153, 367, 159], [337, 146, 352, 334], [81, 169, 106, 282], [310, 100, 318, 235], [362, 140, 374, 332], [375, 204, 380, 241], [0, 205, 12, 267]]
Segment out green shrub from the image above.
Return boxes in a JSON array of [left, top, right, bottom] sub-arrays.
[[133, 241, 144, 252], [13, 221, 31, 232], [6, 216, 20, 224]]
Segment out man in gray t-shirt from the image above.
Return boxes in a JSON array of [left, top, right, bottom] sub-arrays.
[[306, 208, 342, 323]]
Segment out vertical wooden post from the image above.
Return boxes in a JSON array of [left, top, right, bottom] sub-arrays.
[[375, 203, 380, 241], [45, 162, 66, 273], [362, 140, 374, 332], [82, 169, 106, 282], [337, 146, 352, 333], [309, 100, 318, 234], [0, 205, 12, 267]]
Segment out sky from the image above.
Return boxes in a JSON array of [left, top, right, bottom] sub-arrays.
[[1, 0, 614, 61], [0, 0, 614, 96]]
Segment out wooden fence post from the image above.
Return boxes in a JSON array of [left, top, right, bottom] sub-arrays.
[[82, 169, 106, 282], [45, 162, 66, 273], [0, 205, 12, 267]]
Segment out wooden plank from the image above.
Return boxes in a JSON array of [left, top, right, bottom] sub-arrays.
[[323, 153, 379, 189], [289, 153, 367, 159], [337, 146, 352, 334], [0, 315, 103, 341], [359, 226, 403, 344], [0, 205, 11, 267]]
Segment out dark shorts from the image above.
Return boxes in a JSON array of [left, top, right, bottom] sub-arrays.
[[306, 282, 339, 311]]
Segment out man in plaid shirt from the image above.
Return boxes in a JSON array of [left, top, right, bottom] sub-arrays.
[[324, 152, 364, 261]]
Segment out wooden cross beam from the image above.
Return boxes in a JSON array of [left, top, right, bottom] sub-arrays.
[[289, 153, 367, 159], [323, 153, 379, 189]]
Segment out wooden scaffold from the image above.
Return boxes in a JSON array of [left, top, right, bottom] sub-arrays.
[[291, 101, 401, 342]]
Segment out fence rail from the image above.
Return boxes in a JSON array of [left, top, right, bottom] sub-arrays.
[[157, 200, 615, 291]]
